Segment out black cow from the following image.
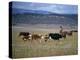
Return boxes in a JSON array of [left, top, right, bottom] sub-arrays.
[[49, 33, 62, 40], [19, 32, 30, 37], [19, 32, 31, 41]]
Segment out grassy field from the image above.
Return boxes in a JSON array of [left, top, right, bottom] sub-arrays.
[[12, 31, 78, 58]]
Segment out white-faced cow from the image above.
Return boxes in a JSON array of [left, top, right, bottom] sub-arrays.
[[30, 34, 43, 43]]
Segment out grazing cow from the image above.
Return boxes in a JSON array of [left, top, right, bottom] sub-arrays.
[[19, 32, 30, 37], [31, 34, 42, 40], [49, 33, 62, 40], [19, 32, 31, 41], [31, 34, 43, 43]]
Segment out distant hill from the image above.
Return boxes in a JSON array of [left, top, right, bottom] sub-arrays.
[[12, 13, 77, 26], [11, 8, 78, 27], [12, 8, 52, 14], [12, 8, 78, 20]]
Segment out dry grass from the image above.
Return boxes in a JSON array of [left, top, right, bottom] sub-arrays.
[[12, 31, 78, 58]]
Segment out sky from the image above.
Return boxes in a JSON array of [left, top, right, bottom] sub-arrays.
[[12, 1, 78, 14]]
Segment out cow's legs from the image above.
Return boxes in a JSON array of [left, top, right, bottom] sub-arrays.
[[23, 37, 27, 41]]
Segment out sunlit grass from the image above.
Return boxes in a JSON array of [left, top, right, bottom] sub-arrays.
[[12, 31, 78, 58]]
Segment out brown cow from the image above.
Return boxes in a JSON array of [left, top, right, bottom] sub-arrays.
[[30, 34, 43, 43], [31, 34, 42, 40], [67, 31, 73, 36]]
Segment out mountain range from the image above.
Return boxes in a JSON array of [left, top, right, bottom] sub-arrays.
[[12, 8, 53, 14]]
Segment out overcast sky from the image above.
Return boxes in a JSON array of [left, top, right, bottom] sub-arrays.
[[12, 1, 78, 14]]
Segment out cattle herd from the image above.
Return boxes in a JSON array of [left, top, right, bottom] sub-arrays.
[[18, 26, 77, 42]]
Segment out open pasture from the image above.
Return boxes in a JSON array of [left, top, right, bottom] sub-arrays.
[[12, 31, 78, 58]]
